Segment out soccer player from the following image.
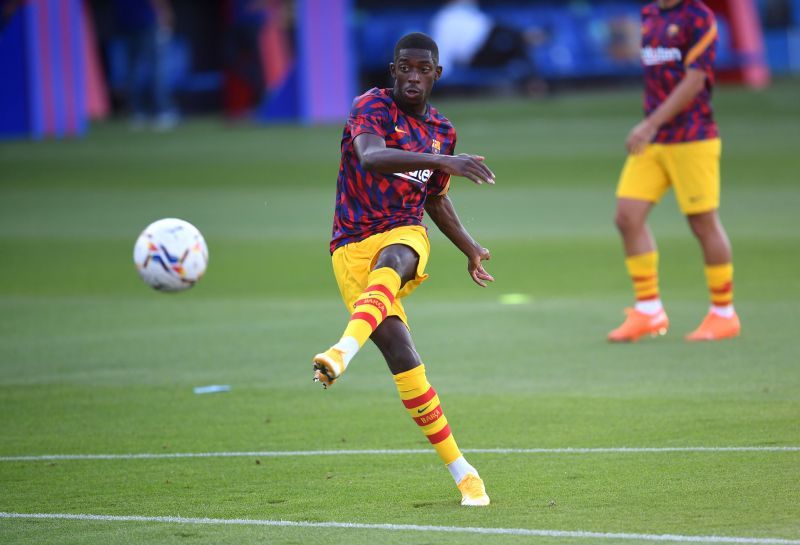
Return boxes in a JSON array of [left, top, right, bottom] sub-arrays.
[[608, 0, 741, 342], [313, 32, 494, 506]]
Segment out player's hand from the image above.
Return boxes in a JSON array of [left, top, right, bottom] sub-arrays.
[[441, 154, 496, 185], [626, 119, 658, 155], [468, 247, 494, 287]]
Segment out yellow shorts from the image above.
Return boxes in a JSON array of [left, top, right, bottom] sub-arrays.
[[616, 138, 721, 215], [331, 225, 431, 327]]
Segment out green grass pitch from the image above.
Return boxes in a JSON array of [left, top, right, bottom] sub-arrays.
[[1, 79, 799, 545]]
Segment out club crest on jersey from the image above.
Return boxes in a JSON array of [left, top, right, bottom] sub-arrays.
[[431, 139, 441, 155], [667, 23, 680, 37]]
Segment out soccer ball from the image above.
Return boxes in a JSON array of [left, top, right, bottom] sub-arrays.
[[133, 218, 208, 292]]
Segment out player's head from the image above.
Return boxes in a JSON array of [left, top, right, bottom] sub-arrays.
[[393, 32, 439, 65], [390, 32, 441, 113]]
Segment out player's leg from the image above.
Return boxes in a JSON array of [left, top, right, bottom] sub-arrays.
[[371, 317, 490, 506], [684, 210, 740, 340], [608, 197, 669, 342], [687, 210, 731, 265], [313, 243, 414, 388], [668, 138, 740, 341], [609, 147, 671, 341], [615, 197, 656, 257]]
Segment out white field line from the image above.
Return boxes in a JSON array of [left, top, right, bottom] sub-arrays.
[[0, 446, 798, 462], [0, 512, 798, 545]]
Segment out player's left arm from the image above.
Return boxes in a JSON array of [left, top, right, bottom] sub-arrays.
[[626, 68, 707, 154], [425, 194, 494, 288]]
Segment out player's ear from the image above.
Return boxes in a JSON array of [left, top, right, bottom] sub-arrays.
[[435, 65, 442, 80], [389, 62, 396, 79]]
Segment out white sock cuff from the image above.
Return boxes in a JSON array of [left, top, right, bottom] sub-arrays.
[[634, 299, 663, 315], [710, 304, 735, 318], [332, 336, 359, 367], [447, 455, 477, 485]]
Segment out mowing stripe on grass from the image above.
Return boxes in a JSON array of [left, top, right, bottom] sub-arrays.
[[1, 512, 798, 544], [1, 446, 798, 462]]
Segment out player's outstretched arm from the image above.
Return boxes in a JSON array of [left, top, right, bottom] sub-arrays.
[[425, 194, 494, 287], [626, 68, 707, 154], [355, 134, 495, 185]]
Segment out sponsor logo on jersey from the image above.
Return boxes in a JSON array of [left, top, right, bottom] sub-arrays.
[[394, 169, 433, 184], [641, 46, 682, 65]]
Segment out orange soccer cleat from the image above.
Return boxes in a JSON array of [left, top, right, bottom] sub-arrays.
[[607, 307, 669, 342], [457, 474, 490, 507], [685, 311, 741, 341], [312, 348, 347, 389]]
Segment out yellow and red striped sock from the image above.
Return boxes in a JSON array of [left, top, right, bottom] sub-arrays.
[[394, 365, 461, 465], [704, 263, 734, 307], [625, 251, 660, 303], [341, 267, 401, 349]]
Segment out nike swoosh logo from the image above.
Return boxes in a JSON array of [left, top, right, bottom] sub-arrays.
[[395, 125, 407, 134], [417, 404, 431, 414]]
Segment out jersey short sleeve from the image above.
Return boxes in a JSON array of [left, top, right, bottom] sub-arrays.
[[347, 96, 391, 139], [684, 9, 717, 71]]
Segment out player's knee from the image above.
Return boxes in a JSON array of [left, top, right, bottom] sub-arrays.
[[614, 210, 640, 234], [375, 245, 418, 283], [375, 251, 404, 272], [373, 335, 420, 374], [687, 212, 717, 240], [688, 219, 705, 239], [386, 347, 421, 374]]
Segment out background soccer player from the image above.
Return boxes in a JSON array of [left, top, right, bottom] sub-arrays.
[[312, 33, 495, 506], [608, 0, 741, 342]]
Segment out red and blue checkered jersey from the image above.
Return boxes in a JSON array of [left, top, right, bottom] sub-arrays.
[[330, 87, 456, 253], [641, 0, 719, 143]]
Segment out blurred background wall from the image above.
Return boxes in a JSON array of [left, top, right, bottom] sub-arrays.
[[1, 0, 798, 139]]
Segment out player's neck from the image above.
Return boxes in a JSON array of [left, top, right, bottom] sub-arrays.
[[397, 100, 428, 118], [657, 0, 683, 9], [390, 90, 428, 118]]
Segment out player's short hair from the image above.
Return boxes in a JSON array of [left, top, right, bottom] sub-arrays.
[[394, 32, 439, 64]]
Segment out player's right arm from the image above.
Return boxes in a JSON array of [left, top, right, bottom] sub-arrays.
[[626, 68, 707, 154], [354, 133, 496, 185]]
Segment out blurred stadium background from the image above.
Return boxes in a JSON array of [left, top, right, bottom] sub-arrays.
[[1, 0, 799, 135]]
